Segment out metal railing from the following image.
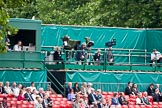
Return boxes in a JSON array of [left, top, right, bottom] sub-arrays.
[[65, 82, 158, 94], [44, 47, 152, 65]]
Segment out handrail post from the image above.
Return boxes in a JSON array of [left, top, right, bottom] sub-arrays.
[[145, 49, 147, 65], [128, 49, 131, 65]]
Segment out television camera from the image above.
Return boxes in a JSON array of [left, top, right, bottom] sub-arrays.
[[84, 37, 94, 48], [105, 39, 116, 47], [62, 35, 81, 50]]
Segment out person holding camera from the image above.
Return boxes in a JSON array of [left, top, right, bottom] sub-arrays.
[[75, 43, 87, 62]]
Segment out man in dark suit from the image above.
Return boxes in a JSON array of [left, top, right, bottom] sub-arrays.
[[0, 82, 6, 94], [153, 89, 161, 102], [24, 87, 34, 101], [147, 83, 155, 96], [53, 47, 63, 62], [75, 43, 86, 61], [88, 88, 97, 105], [38, 88, 45, 99], [66, 82, 72, 97], [125, 81, 132, 95]]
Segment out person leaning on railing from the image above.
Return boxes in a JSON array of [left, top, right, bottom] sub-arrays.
[[150, 49, 162, 65]]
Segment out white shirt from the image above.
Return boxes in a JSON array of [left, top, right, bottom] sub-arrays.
[[12, 87, 20, 97], [30, 86, 37, 92], [13, 44, 22, 51], [136, 98, 143, 105], [4, 86, 13, 94], [151, 51, 161, 60]]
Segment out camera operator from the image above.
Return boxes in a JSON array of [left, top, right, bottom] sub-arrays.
[[150, 49, 162, 65], [75, 42, 87, 62], [107, 47, 114, 65], [93, 49, 102, 65]]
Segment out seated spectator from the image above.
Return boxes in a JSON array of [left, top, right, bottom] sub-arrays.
[[72, 94, 81, 108], [153, 89, 162, 102], [30, 82, 37, 93], [18, 84, 22, 90], [66, 82, 73, 97], [147, 83, 155, 96], [98, 99, 110, 108], [155, 84, 161, 92], [32, 89, 38, 103], [0, 82, 6, 94], [82, 95, 89, 108], [88, 88, 97, 105], [111, 93, 120, 105], [53, 47, 63, 62], [73, 82, 80, 94], [87, 83, 93, 95], [22, 86, 26, 95], [143, 92, 150, 105], [75, 42, 87, 61], [42, 93, 52, 108], [24, 87, 34, 101], [4, 81, 12, 94], [17, 89, 25, 101], [118, 92, 128, 105], [11, 82, 19, 97], [131, 83, 139, 95], [96, 89, 103, 102], [125, 81, 132, 95], [150, 49, 162, 64], [80, 82, 87, 95], [34, 96, 43, 108], [0, 97, 8, 108], [136, 92, 145, 105], [38, 88, 45, 99], [13, 41, 23, 51], [67, 89, 75, 101]]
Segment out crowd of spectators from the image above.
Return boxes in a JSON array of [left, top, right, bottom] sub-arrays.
[[0, 81, 52, 108], [65, 82, 162, 108]]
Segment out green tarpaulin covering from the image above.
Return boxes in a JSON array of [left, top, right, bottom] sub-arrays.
[[0, 70, 47, 82], [41, 25, 162, 52], [66, 72, 162, 92]]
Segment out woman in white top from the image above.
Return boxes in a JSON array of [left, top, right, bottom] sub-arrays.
[[34, 97, 43, 108], [30, 82, 37, 93]]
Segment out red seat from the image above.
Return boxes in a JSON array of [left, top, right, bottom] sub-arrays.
[[122, 105, 128, 108], [54, 101, 60, 105], [153, 102, 158, 105], [134, 105, 141, 108], [159, 102, 162, 105], [140, 105, 146, 108], [102, 92, 107, 95], [60, 104, 66, 108], [128, 105, 134, 108], [146, 105, 152, 108], [52, 105, 59, 108], [152, 105, 158, 108], [159, 104, 162, 108], [107, 92, 114, 96], [56, 94, 63, 98]]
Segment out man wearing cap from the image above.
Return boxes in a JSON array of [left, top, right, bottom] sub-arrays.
[[150, 49, 162, 64]]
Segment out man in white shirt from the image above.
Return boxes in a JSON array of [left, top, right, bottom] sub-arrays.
[[13, 41, 22, 51], [136, 92, 145, 105], [4, 81, 12, 94], [11, 82, 20, 97], [151, 49, 162, 64]]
